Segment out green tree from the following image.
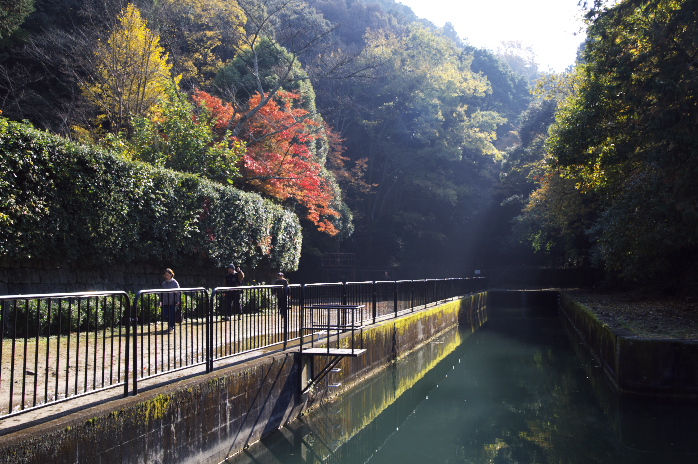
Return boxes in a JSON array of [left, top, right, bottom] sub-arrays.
[[468, 47, 532, 124], [348, 24, 505, 273], [545, 0, 698, 284], [146, 0, 246, 87], [495, 41, 541, 84], [125, 82, 244, 183], [0, 0, 34, 39]]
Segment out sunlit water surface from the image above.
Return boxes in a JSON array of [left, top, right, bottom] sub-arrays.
[[225, 305, 698, 464]]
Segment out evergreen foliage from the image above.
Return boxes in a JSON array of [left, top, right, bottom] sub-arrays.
[[0, 117, 302, 271], [0, 0, 554, 280], [528, 0, 698, 285], [0, 0, 33, 40]]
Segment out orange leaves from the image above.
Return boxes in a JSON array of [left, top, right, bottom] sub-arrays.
[[193, 89, 342, 235], [192, 89, 236, 133]]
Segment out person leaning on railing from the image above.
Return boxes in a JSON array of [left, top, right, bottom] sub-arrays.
[[161, 268, 181, 332]]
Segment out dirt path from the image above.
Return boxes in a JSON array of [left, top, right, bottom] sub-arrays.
[[1, 301, 400, 417], [0, 312, 293, 416]]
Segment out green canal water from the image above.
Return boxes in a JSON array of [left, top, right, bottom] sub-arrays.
[[226, 304, 698, 463]]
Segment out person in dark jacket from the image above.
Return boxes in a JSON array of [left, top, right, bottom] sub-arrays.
[[224, 263, 244, 319], [274, 272, 289, 318], [161, 268, 180, 332]]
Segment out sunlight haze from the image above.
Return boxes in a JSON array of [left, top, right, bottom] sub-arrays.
[[398, 0, 588, 72]]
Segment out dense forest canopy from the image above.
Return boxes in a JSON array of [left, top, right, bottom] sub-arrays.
[[514, 0, 698, 290], [1, 0, 696, 291]]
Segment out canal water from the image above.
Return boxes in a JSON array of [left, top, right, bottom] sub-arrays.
[[225, 303, 698, 464]]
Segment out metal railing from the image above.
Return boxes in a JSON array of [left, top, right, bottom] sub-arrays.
[[131, 288, 209, 394], [0, 277, 486, 417], [0, 291, 132, 416], [210, 285, 289, 364]]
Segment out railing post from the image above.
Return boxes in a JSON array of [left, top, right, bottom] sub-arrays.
[[393, 280, 398, 317], [282, 283, 289, 350], [124, 294, 132, 398], [410, 280, 415, 312], [132, 292, 140, 395], [299, 284, 306, 350], [207, 290, 213, 372], [372, 281, 377, 324]]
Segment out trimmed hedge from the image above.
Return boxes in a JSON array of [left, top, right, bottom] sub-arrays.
[[0, 118, 302, 271]]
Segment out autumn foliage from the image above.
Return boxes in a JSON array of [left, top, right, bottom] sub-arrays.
[[83, 4, 172, 133], [193, 89, 342, 235]]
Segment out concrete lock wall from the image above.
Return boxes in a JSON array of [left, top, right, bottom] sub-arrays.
[[559, 293, 698, 399], [0, 293, 487, 464]]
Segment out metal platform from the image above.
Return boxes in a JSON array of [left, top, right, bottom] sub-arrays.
[[299, 304, 367, 393], [301, 348, 366, 357]]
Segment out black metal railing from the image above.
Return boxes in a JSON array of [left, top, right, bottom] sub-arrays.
[[0, 291, 132, 415], [210, 285, 289, 363], [132, 288, 209, 394], [0, 277, 486, 417]]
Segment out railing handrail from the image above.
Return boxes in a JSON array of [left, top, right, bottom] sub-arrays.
[[135, 286, 207, 295], [0, 290, 129, 300]]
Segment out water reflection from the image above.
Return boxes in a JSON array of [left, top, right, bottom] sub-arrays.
[[226, 305, 698, 464]]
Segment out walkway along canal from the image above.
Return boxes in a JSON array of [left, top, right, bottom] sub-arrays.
[[0, 279, 486, 463]]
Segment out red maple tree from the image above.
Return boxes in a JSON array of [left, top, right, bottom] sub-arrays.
[[193, 89, 342, 235]]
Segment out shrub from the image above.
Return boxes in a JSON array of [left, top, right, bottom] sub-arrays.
[[0, 118, 302, 270]]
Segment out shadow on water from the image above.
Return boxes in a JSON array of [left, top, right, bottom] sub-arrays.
[[224, 303, 698, 464]]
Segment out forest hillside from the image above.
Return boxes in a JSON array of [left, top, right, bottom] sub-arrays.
[[2, 0, 697, 292]]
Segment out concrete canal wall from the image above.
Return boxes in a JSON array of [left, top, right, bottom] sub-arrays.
[[559, 292, 698, 399], [0, 293, 487, 464], [488, 290, 698, 399]]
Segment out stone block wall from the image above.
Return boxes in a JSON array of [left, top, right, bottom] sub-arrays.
[[0, 259, 236, 295]]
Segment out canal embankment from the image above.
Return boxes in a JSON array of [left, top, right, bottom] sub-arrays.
[[0, 293, 487, 464], [559, 292, 698, 400]]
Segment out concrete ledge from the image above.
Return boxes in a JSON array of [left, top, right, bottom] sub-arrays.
[[0, 351, 305, 464], [559, 292, 698, 399]]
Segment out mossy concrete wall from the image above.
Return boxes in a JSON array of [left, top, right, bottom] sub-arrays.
[[0, 293, 487, 464], [559, 292, 698, 399], [0, 353, 303, 464], [305, 294, 488, 407]]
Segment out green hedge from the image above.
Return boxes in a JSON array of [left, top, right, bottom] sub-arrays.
[[0, 118, 302, 271]]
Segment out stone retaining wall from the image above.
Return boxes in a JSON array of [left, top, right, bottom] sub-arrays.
[[0, 293, 487, 464], [0, 258, 233, 295], [559, 292, 698, 399]]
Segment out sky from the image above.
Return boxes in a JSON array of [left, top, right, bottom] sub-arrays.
[[397, 0, 589, 72]]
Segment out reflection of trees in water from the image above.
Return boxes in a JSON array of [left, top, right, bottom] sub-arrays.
[[240, 310, 671, 464], [471, 314, 620, 464], [231, 327, 465, 463]]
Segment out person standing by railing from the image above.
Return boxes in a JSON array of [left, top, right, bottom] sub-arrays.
[[274, 272, 289, 319], [161, 268, 181, 332], [224, 263, 245, 320]]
